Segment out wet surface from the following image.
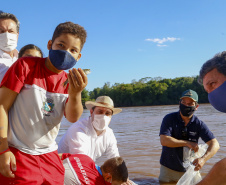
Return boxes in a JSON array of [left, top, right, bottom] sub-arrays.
[[57, 104, 226, 185]]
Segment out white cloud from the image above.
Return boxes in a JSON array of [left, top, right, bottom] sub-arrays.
[[145, 37, 181, 47], [157, 44, 167, 47]]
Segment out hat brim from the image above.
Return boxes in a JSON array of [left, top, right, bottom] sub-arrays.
[[180, 96, 198, 102], [85, 101, 122, 115]]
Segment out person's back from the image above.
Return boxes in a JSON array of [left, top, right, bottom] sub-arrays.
[[62, 154, 129, 185], [62, 153, 109, 185]]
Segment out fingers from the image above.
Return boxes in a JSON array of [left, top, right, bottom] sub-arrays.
[[68, 68, 88, 91], [194, 145, 199, 152], [68, 70, 79, 87], [194, 164, 201, 171], [193, 158, 204, 171], [0, 152, 16, 178], [10, 154, 17, 172]]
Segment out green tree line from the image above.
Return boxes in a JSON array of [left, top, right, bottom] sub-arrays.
[[81, 76, 208, 107]]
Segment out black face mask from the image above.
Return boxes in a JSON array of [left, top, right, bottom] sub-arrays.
[[179, 103, 196, 117]]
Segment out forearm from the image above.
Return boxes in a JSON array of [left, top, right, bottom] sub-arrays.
[[197, 158, 226, 185], [201, 139, 220, 163], [0, 105, 9, 151], [65, 92, 83, 123], [160, 135, 188, 148]]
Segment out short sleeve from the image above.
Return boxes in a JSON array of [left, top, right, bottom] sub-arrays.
[[199, 121, 215, 143], [159, 114, 173, 136], [1, 58, 26, 93]]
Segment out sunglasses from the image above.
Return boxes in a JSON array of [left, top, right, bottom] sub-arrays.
[[181, 126, 188, 140]]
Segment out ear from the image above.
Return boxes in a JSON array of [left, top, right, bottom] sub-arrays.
[[47, 40, 52, 50], [76, 53, 82, 61], [105, 173, 112, 183], [195, 104, 199, 110], [90, 108, 93, 116]]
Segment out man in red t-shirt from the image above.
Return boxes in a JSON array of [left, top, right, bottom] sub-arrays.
[[62, 153, 129, 185]]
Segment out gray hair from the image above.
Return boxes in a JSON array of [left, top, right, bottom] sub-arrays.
[[198, 51, 226, 84], [0, 11, 20, 33]]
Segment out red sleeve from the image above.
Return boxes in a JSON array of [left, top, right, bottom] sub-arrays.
[[1, 58, 26, 93], [61, 153, 72, 160]]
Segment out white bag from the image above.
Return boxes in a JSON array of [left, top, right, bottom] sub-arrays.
[[176, 144, 208, 185]]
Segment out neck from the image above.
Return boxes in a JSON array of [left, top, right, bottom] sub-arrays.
[[2, 49, 14, 58], [180, 112, 192, 126], [94, 128, 104, 136], [45, 57, 62, 74]]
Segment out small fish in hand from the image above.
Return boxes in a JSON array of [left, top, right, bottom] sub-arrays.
[[63, 69, 91, 87]]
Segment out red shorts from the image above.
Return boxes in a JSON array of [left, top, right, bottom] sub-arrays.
[[0, 147, 64, 185]]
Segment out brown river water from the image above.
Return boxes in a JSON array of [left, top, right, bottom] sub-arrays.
[[56, 104, 226, 185]]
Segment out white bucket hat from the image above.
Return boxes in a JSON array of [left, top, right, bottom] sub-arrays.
[[85, 96, 122, 115]]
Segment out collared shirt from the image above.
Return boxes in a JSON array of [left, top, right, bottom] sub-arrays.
[[159, 111, 215, 172], [58, 117, 119, 161], [0, 49, 18, 83]]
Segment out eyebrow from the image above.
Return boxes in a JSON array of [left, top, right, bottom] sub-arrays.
[[205, 80, 213, 86], [58, 40, 80, 51]]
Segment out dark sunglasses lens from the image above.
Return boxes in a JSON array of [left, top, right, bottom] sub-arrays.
[[181, 127, 188, 140]]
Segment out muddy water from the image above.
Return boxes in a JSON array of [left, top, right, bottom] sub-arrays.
[[57, 104, 226, 185]]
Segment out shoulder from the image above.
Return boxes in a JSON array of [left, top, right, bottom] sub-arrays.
[[192, 115, 205, 125], [105, 127, 116, 138], [12, 57, 45, 70], [67, 117, 89, 133], [105, 127, 114, 134], [67, 154, 94, 166], [162, 112, 178, 122]]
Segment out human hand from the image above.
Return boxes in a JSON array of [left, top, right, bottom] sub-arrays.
[[186, 141, 199, 152], [0, 151, 16, 178], [68, 68, 88, 95], [193, 158, 206, 171]]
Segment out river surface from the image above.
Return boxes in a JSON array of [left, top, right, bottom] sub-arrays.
[[56, 104, 226, 185]]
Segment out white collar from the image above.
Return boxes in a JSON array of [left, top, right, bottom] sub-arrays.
[[0, 49, 18, 59]]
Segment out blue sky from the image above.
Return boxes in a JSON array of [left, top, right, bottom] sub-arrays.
[[2, 0, 226, 91]]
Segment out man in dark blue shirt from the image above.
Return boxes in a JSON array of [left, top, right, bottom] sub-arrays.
[[159, 89, 219, 183]]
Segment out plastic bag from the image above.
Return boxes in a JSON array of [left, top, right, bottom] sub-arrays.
[[176, 144, 208, 185]]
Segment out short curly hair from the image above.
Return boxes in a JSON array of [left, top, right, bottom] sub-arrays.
[[51, 22, 87, 51]]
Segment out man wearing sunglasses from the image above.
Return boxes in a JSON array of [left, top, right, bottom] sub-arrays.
[[159, 89, 219, 183]]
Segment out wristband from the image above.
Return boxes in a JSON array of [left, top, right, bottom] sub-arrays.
[[0, 148, 10, 155]]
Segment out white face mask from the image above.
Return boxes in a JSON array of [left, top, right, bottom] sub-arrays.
[[0, 32, 18, 52], [92, 114, 111, 131]]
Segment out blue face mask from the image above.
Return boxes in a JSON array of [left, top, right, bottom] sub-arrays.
[[208, 81, 226, 113], [49, 49, 77, 70]]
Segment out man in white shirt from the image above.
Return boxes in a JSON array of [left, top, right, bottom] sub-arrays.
[[0, 11, 20, 82], [58, 96, 122, 162]]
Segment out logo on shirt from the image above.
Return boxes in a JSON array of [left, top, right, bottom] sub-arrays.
[[189, 131, 197, 136], [74, 157, 90, 184], [41, 98, 54, 116]]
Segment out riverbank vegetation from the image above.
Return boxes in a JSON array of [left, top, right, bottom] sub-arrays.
[[81, 76, 208, 107]]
